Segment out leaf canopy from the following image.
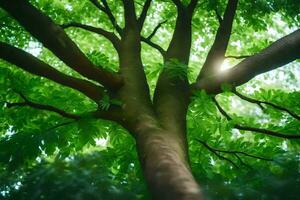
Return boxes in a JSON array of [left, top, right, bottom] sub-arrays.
[[0, 0, 300, 199]]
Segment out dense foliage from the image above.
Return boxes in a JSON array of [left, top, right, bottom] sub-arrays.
[[0, 0, 300, 199]]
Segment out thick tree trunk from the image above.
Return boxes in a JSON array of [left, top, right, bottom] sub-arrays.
[[134, 125, 202, 200]]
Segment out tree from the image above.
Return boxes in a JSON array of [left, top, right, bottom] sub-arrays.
[[0, 0, 300, 199]]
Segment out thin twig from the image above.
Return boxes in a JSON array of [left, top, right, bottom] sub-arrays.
[[213, 97, 300, 139], [234, 154, 253, 169], [147, 20, 167, 40], [89, 0, 123, 35], [197, 139, 239, 168], [214, 9, 223, 24], [6, 91, 80, 120], [233, 90, 300, 121], [199, 140, 272, 161], [141, 37, 166, 58]]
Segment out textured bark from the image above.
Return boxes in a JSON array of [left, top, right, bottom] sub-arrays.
[[0, 42, 104, 102], [133, 121, 202, 200], [117, 4, 155, 125], [135, 5, 202, 199], [0, 0, 122, 90], [153, 8, 193, 137], [193, 29, 300, 94], [198, 0, 238, 79]]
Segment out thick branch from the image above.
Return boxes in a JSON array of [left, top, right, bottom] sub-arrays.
[[213, 97, 300, 139], [0, 0, 122, 90], [152, 1, 196, 135], [172, 0, 198, 13], [171, 0, 184, 10], [193, 29, 300, 94], [61, 22, 121, 51], [233, 90, 300, 120], [198, 0, 238, 79], [6, 93, 80, 120], [187, 0, 199, 12], [165, 10, 193, 63], [89, 0, 123, 35], [137, 0, 152, 31], [0, 42, 104, 102], [122, 0, 137, 30], [92, 105, 125, 124]]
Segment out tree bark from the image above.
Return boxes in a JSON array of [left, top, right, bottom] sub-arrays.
[[134, 124, 202, 200], [193, 29, 300, 94], [0, 42, 104, 102], [0, 0, 122, 90]]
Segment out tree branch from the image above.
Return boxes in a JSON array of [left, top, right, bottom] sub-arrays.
[[122, 0, 139, 31], [137, 0, 152, 31], [213, 97, 300, 139], [89, 0, 123, 35], [214, 9, 223, 24], [0, 42, 104, 102], [235, 125, 300, 139], [61, 22, 121, 51], [61, 22, 120, 50], [171, 0, 184, 10], [6, 92, 80, 120], [45, 120, 77, 132], [147, 20, 167, 40], [122, 0, 138, 30], [0, 0, 122, 90], [140, 20, 167, 58], [233, 89, 265, 110], [197, 139, 273, 162], [233, 90, 300, 120], [92, 105, 124, 124], [234, 154, 253, 169], [141, 37, 166, 58], [197, 139, 239, 168], [192, 29, 300, 94], [100, 0, 123, 34], [152, 0, 197, 132], [187, 0, 199, 13], [225, 55, 251, 59], [164, 4, 195, 63], [89, 0, 105, 12], [212, 97, 231, 120], [7, 91, 123, 124], [197, 0, 238, 79]]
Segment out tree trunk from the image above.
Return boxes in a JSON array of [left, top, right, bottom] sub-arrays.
[[134, 124, 202, 200]]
